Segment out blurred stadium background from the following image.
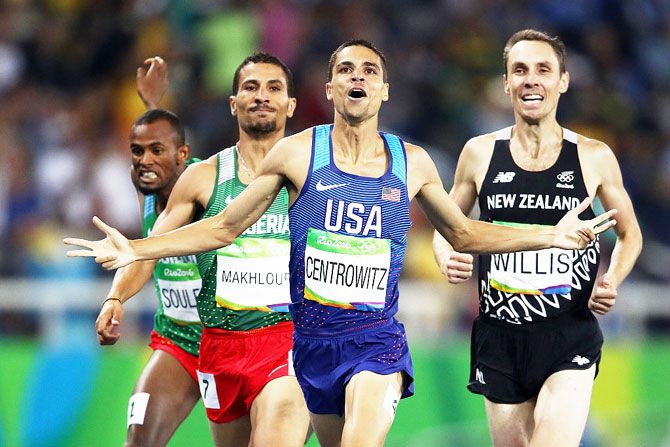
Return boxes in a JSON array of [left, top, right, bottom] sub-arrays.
[[0, 1, 668, 446]]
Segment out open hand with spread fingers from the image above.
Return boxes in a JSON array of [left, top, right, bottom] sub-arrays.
[[555, 197, 617, 250], [64, 216, 138, 270]]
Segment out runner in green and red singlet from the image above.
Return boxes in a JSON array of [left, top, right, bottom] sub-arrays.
[[98, 53, 309, 447]]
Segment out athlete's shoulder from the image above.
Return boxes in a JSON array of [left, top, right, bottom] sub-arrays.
[[572, 130, 616, 165], [172, 154, 217, 199], [268, 128, 315, 162], [572, 130, 612, 153], [459, 131, 498, 163], [403, 141, 432, 165], [277, 127, 315, 148]]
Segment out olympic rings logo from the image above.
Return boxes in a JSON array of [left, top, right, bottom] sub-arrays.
[[356, 239, 384, 254], [556, 171, 574, 183]]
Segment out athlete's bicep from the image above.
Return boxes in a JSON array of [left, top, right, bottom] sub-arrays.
[[259, 130, 313, 198], [152, 164, 210, 235], [450, 138, 484, 214], [409, 145, 471, 242], [595, 148, 640, 239], [216, 171, 285, 235]]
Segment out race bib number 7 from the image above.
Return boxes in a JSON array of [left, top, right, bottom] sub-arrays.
[[304, 228, 390, 312]]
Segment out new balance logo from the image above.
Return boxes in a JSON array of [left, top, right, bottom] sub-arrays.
[[475, 368, 486, 384], [556, 171, 575, 189], [572, 355, 590, 366], [492, 172, 515, 183], [225, 195, 234, 205], [316, 180, 348, 191]]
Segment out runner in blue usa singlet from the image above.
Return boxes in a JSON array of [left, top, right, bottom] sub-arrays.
[[288, 124, 414, 415]]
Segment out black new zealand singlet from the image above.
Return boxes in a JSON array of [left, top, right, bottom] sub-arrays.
[[478, 126, 600, 325]]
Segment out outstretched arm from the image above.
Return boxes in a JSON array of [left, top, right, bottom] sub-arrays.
[[65, 150, 289, 269], [408, 144, 617, 254]]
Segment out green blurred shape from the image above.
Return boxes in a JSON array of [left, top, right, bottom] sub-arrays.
[[198, 11, 259, 95], [0, 339, 38, 447]]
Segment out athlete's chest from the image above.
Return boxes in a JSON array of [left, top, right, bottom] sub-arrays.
[[299, 171, 408, 239]]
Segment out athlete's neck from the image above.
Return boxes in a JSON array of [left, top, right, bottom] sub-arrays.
[[237, 127, 285, 173], [332, 114, 381, 163], [512, 119, 562, 158]]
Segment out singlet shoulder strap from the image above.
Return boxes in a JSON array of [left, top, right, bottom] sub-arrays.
[[380, 132, 407, 184], [218, 146, 236, 184], [562, 127, 578, 144], [143, 195, 155, 219], [495, 126, 513, 141], [312, 124, 332, 172]]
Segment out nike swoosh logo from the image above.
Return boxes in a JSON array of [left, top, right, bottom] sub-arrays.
[[225, 195, 233, 205], [316, 180, 348, 191]]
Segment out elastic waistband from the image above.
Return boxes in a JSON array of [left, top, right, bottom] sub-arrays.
[[479, 310, 593, 331], [203, 321, 294, 339], [294, 318, 395, 339]]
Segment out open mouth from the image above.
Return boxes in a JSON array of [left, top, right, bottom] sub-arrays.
[[139, 171, 158, 182], [521, 94, 544, 103], [348, 88, 367, 99]]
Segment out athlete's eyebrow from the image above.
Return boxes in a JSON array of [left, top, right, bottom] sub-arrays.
[[362, 61, 381, 71], [241, 78, 286, 87]]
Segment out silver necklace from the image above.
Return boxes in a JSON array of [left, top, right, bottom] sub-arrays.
[[235, 145, 255, 180]]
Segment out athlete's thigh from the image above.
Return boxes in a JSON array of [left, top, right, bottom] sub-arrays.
[[342, 370, 403, 447], [310, 413, 345, 447], [484, 397, 536, 447], [208, 416, 251, 447], [127, 350, 200, 447], [531, 365, 596, 447], [250, 376, 309, 447]]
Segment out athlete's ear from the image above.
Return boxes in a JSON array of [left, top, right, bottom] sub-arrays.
[[503, 74, 510, 96], [177, 144, 191, 163], [559, 71, 570, 94], [229, 95, 237, 116], [325, 82, 333, 101], [381, 83, 389, 102], [287, 97, 297, 118]]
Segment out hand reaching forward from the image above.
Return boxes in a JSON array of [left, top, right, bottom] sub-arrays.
[[64, 217, 138, 270], [555, 197, 617, 249], [438, 252, 474, 284], [137, 56, 168, 110], [96, 299, 124, 345], [588, 274, 617, 315]]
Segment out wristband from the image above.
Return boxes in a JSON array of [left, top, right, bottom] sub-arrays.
[[103, 297, 122, 306]]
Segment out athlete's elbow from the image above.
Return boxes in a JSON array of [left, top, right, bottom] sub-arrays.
[[210, 219, 238, 248], [443, 226, 475, 253]]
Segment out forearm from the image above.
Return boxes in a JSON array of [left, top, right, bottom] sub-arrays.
[[131, 214, 237, 260], [443, 219, 558, 254], [107, 260, 157, 302], [432, 230, 455, 265], [604, 230, 643, 288]]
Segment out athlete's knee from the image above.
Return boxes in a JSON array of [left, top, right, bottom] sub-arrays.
[[252, 397, 309, 446], [125, 425, 164, 447]]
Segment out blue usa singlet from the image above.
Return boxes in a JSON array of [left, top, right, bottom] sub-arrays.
[[288, 125, 412, 334]]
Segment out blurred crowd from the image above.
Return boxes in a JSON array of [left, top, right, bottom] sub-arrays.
[[0, 0, 668, 285]]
